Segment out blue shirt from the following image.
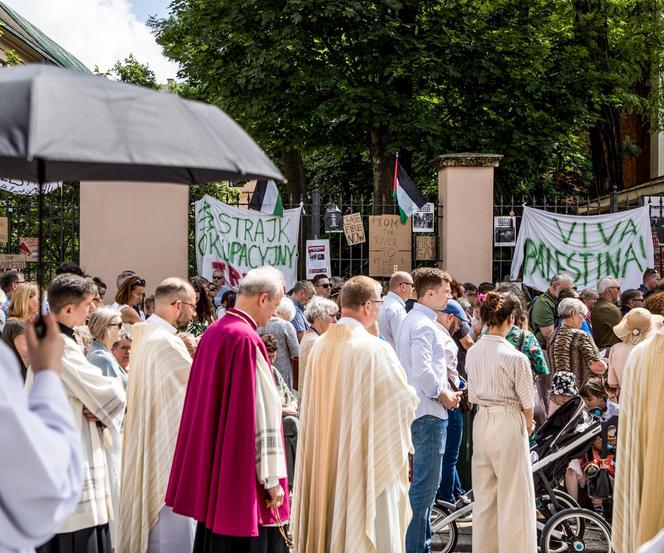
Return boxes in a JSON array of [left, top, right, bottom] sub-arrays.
[[377, 291, 407, 350], [0, 342, 83, 553], [290, 297, 309, 333], [395, 302, 450, 420]]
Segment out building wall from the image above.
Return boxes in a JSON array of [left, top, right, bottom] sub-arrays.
[[79, 181, 189, 300]]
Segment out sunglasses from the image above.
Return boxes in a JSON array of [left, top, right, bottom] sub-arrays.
[[132, 278, 146, 287], [316, 283, 331, 288], [212, 275, 224, 281], [111, 322, 123, 329]]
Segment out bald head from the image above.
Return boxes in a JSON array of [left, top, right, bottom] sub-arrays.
[[154, 278, 197, 330], [389, 271, 414, 301]]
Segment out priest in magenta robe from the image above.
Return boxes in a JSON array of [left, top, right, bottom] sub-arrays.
[[166, 266, 290, 553]]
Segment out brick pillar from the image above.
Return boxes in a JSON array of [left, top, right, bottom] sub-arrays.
[[432, 153, 502, 284]]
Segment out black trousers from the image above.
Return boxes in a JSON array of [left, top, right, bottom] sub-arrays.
[[36, 524, 111, 553], [193, 522, 289, 553]]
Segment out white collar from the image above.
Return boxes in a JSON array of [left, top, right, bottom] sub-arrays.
[[386, 291, 406, 307], [336, 316, 364, 329], [146, 313, 177, 334]]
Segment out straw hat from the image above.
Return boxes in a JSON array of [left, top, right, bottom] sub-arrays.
[[613, 307, 664, 345]]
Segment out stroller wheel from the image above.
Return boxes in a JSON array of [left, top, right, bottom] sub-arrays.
[[537, 490, 580, 523], [540, 508, 612, 553], [430, 504, 459, 553]]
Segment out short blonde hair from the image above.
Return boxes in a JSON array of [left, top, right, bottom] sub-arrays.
[[8, 283, 38, 319], [340, 276, 381, 310]]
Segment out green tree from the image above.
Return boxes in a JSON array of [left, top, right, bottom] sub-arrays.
[[108, 54, 159, 89]]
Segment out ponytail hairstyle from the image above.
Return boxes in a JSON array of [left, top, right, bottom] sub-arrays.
[[479, 291, 520, 328]]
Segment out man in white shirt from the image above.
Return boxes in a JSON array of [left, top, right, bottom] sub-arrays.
[[395, 268, 461, 553], [0, 314, 83, 553], [378, 271, 414, 349]]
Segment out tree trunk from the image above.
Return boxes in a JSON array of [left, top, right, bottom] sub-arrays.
[[281, 149, 306, 201], [369, 129, 395, 211], [589, 103, 624, 196]]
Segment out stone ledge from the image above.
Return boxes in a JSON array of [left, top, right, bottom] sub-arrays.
[[432, 153, 503, 170]]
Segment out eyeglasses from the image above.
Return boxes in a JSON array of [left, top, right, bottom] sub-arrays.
[[398, 282, 414, 287], [110, 322, 123, 329], [364, 299, 384, 305], [171, 300, 197, 309], [609, 286, 621, 291], [315, 283, 331, 288]]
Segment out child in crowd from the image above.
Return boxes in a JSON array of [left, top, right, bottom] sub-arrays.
[[565, 377, 618, 515], [550, 371, 579, 412]]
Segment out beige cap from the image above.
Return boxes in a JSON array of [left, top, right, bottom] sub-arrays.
[[613, 307, 664, 345]]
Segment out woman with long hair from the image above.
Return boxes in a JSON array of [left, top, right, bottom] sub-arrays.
[[466, 291, 537, 553], [113, 275, 146, 324], [188, 277, 216, 336], [1, 282, 39, 380]]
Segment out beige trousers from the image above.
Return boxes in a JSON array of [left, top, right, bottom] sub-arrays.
[[472, 405, 537, 553]]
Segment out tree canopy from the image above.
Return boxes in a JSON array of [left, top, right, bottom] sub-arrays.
[[149, 0, 664, 199]]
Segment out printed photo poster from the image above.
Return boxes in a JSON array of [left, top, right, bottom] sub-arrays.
[[510, 206, 654, 292], [306, 239, 331, 279], [195, 194, 302, 290], [412, 203, 435, 233], [494, 216, 517, 246]]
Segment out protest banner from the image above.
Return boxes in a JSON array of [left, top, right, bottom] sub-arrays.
[[343, 212, 366, 246], [510, 206, 654, 292], [305, 239, 331, 278], [368, 215, 411, 276], [0, 178, 61, 195], [195, 194, 302, 290]]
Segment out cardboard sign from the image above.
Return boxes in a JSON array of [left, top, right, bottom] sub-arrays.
[[18, 237, 39, 260], [343, 212, 366, 246], [415, 235, 437, 260], [0, 254, 28, 271], [0, 217, 7, 244], [368, 215, 412, 276]]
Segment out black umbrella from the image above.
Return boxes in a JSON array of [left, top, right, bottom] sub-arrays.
[[0, 64, 283, 334]]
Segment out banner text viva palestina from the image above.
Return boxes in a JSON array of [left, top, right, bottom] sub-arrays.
[[523, 218, 647, 285], [196, 202, 297, 268]]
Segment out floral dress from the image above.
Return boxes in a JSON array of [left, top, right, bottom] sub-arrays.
[[480, 325, 550, 376]]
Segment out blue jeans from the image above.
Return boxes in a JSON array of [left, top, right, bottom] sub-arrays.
[[406, 415, 448, 553], [437, 407, 465, 502]]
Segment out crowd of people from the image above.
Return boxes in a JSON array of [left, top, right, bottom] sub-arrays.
[[1, 261, 663, 553]]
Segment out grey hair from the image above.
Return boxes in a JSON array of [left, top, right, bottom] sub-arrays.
[[276, 296, 296, 321], [116, 270, 136, 288], [558, 298, 588, 319], [291, 280, 315, 296], [88, 307, 122, 342], [579, 288, 599, 301], [304, 296, 339, 324], [238, 266, 285, 300], [597, 276, 619, 294], [550, 273, 574, 286]]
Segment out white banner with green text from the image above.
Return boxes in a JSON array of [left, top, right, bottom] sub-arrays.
[[195, 194, 302, 290], [510, 206, 653, 292]]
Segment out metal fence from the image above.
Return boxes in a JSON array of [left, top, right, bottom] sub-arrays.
[[0, 183, 80, 281], [493, 192, 664, 284], [188, 191, 443, 282]]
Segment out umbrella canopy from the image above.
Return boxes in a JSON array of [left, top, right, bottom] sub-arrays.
[[0, 64, 283, 183]]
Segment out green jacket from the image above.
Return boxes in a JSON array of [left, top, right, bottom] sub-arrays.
[[530, 291, 557, 348], [590, 298, 622, 349]]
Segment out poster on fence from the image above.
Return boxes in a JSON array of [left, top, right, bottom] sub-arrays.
[[195, 194, 302, 290], [494, 216, 517, 246], [368, 215, 411, 277], [343, 212, 366, 246], [510, 206, 654, 292], [0, 217, 7, 244], [305, 239, 331, 279], [412, 203, 435, 233]]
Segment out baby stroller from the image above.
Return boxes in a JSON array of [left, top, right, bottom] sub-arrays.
[[431, 397, 616, 552]]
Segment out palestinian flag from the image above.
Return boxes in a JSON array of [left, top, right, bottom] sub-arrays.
[[248, 179, 284, 216], [393, 157, 427, 224]]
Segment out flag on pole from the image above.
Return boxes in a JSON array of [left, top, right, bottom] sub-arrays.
[[248, 179, 284, 216], [393, 156, 427, 224]]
